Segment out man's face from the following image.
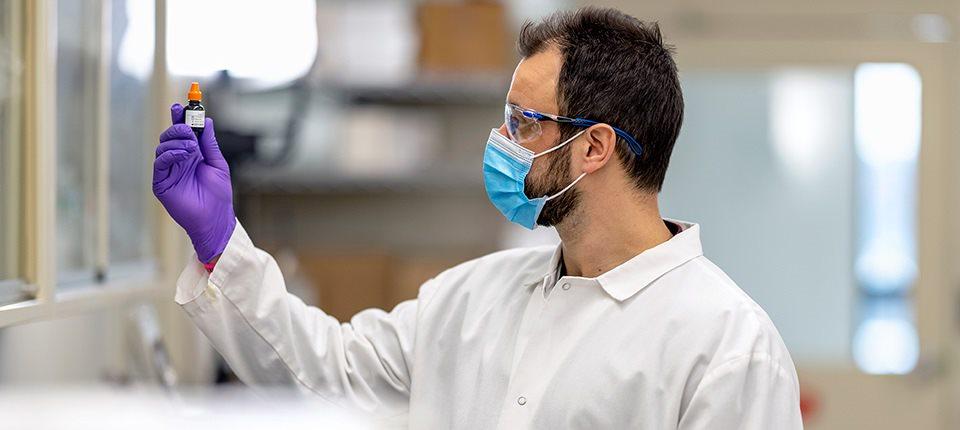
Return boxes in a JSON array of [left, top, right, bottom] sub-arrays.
[[502, 45, 581, 227]]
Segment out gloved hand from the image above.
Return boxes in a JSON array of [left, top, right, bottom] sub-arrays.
[[153, 103, 236, 263]]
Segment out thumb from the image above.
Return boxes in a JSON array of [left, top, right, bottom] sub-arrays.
[[170, 103, 185, 125], [197, 117, 228, 170]]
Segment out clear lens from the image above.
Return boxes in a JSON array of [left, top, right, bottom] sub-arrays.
[[504, 104, 541, 143]]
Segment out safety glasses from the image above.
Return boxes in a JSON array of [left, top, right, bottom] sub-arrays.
[[504, 103, 643, 155]]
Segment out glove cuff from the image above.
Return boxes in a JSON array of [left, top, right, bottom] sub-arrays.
[[195, 214, 237, 263]]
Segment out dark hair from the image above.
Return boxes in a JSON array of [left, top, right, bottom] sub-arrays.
[[518, 7, 684, 192]]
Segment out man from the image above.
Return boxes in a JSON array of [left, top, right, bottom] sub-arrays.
[[153, 7, 802, 429]]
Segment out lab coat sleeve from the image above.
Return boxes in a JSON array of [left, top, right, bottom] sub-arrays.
[[677, 354, 803, 430], [174, 221, 438, 414]]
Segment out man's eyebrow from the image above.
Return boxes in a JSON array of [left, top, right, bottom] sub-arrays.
[[506, 93, 527, 107]]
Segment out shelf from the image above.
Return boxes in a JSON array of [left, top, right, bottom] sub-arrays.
[[235, 165, 483, 195], [328, 76, 510, 106]]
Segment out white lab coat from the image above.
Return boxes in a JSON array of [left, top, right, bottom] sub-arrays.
[[175, 220, 803, 429]]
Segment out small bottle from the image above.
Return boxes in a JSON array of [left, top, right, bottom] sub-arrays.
[[184, 82, 205, 139]]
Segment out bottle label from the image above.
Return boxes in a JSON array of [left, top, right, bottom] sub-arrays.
[[185, 110, 205, 128]]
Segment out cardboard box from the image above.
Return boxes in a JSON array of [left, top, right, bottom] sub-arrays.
[[296, 251, 475, 321], [297, 252, 393, 322], [417, 1, 510, 73], [389, 255, 464, 305]]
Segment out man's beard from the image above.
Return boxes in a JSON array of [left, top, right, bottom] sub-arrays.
[[524, 143, 581, 227]]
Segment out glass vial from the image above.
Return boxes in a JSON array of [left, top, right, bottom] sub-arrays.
[[184, 81, 205, 139]]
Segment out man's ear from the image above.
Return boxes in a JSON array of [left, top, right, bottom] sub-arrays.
[[577, 124, 617, 174]]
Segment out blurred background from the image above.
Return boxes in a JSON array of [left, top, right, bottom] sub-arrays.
[[2, 0, 960, 428]]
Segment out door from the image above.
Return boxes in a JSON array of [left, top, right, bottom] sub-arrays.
[[661, 39, 956, 429]]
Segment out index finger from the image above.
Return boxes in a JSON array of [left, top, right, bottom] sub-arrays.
[[170, 103, 185, 125]]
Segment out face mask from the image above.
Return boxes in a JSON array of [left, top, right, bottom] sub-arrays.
[[483, 128, 587, 229]]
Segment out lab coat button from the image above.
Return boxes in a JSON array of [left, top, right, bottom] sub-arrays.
[[561, 283, 571, 290], [517, 396, 527, 406], [205, 282, 217, 300]]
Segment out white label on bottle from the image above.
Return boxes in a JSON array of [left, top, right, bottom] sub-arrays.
[[185, 110, 205, 128]]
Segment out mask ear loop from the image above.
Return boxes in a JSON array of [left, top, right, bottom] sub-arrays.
[[545, 172, 587, 201], [533, 129, 589, 201], [532, 129, 587, 159]]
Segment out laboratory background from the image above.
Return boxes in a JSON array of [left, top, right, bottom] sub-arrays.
[[1, 0, 958, 428]]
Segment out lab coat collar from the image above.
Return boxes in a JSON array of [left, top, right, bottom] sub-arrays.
[[526, 219, 704, 302]]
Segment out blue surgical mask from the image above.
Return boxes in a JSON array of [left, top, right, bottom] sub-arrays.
[[483, 128, 587, 229]]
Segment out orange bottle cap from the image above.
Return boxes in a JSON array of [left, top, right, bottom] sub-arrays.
[[187, 82, 202, 101]]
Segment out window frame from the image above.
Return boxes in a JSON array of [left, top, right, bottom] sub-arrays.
[[0, 0, 177, 327], [0, 0, 26, 304]]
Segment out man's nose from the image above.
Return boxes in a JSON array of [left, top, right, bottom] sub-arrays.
[[497, 123, 508, 136]]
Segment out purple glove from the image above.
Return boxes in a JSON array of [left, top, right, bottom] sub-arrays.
[[153, 103, 236, 263]]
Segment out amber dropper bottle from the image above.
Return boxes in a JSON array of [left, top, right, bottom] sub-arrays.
[[184, 82, 205, 139]]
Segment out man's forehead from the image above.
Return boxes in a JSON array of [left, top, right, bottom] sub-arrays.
[[506, 46, 562, 113]]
